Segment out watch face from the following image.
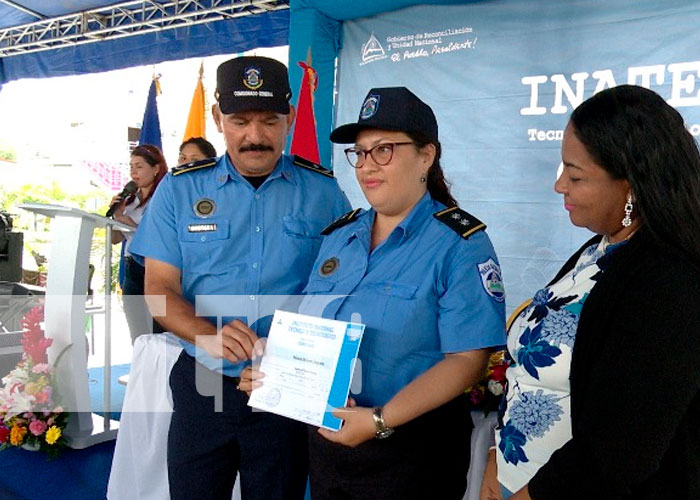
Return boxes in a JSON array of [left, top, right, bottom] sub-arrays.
[[376, 428, 394, 439], [372, 406, 394, 439]]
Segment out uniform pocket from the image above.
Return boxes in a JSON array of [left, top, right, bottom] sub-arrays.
[[283, 216, 323, 240], [360, 281, 418, 339], [300, 279, 339, 317], [177, 218, 234, 274]]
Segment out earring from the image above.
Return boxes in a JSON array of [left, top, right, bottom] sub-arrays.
[[622, 194, 633, 227], [420, 174, 427, 183]]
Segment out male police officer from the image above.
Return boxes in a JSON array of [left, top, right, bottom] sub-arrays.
[[130, 56, 351, 500]]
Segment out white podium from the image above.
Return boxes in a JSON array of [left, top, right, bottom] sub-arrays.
[[19, 203, 132, 448]]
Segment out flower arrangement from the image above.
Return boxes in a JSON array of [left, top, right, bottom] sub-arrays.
[[466, 349, 508, 415], [0, 306, 68, 458]]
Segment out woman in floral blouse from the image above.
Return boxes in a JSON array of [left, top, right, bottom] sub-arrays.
[[481, 85, 700, 500]]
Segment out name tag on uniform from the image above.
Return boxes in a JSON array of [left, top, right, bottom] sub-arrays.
[[187, 223, 218, 233]]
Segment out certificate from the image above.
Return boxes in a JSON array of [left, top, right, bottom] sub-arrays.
[[248, 310, 364, 431]]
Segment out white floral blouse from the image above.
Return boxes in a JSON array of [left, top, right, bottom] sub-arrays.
[[495, 237, 623, 493]]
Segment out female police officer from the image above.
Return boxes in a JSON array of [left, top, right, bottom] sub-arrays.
[[300, 87, 506, 499]]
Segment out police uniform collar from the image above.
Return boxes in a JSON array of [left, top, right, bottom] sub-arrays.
[[219, 154, 295, 188], [392, 191, 434, 241], [277, 155, 298, 184], [330, 208, 369, 244]]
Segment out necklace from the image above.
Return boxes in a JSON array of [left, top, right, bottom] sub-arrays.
[[602, 227, 639, 248]]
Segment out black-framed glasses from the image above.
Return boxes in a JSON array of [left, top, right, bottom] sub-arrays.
[[343, 142, 415, 168]]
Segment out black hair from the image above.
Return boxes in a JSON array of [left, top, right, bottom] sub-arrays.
[[406, 131, 457, 208], [570, 84, 700, 267], [179, 137, 217, 159]]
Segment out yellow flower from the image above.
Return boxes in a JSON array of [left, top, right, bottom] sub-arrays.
[[10, 425, 27, 446], [45, 425, 61, 445], [25, 382, 40, 395]]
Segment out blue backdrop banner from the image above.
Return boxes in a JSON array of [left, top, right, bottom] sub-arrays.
[[333, 0, 700, 311]]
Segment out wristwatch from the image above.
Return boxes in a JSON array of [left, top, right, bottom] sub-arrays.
[[372, 406, 394, 439]]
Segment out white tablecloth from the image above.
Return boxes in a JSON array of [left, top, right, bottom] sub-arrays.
[[107, 333, 497, 500]]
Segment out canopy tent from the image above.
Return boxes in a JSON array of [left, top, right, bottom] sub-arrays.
[[6, 0, 700, 312], [0, 1, 291, 90], [0, 0, 465, 164]]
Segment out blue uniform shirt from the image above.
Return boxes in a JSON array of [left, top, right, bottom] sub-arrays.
[[130, 153, 351, 376], [300, 192, 506, 407]]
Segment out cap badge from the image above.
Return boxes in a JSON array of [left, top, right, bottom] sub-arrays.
[[360, 95, 380, 120], [194, 198, 216, 218], [243, 67, 263, 90], [319, 257, 339, 277]]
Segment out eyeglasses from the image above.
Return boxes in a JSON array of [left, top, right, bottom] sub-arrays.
[[343, 142, 415, 168]]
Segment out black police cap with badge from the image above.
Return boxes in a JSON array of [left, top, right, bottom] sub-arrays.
[[325, 86, 486, 241], [330, 86, 438, 144], [215, 56, 292, 115]]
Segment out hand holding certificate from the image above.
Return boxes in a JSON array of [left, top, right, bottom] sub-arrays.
[[248, 310, 364, 431]]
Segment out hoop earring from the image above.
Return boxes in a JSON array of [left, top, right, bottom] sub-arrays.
[[622, 194, 633, 227]]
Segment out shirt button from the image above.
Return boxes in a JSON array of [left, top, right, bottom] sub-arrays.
[[254, 194, 260, 200], [249, 295, 255, 301], [255, 226, 261, 232], [252, 262, 258, 269], [200, 236, 206, 242], [384, 285, 391, 292]]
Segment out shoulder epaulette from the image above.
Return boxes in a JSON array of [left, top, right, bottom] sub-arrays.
[[171, 157, 217, 176], [321, 209, 362, 236], [433, 206, 486, 239], [293, 155, 334, 178]]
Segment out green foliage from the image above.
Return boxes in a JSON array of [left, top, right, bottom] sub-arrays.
[[0, 149, 15, 161], [0, 183, 115, 292]]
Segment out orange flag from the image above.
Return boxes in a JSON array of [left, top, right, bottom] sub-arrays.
[[290, 50, 320, 164], [183, 62, 206, 141]]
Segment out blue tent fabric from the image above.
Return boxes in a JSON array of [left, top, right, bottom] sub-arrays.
[[0, 9, 289, 86], [287, 0, 487, 165]]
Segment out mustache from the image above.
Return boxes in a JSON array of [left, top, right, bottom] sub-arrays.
[[239, 144, 274, 153]]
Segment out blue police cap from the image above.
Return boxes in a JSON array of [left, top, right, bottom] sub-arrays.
[[215, 56, 292, 115], [330, 87, 438, 143]]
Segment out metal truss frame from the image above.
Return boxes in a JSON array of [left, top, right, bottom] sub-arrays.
[[0, 0, 290, 58]]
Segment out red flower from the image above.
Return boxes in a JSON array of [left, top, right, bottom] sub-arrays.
[[0, 426, 9, 444], [469, 388, 485, 406], [20, 306, 52, 364], [490, 363, 508, 382]]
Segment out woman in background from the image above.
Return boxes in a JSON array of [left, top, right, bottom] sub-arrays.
[[481, 85, 700, 500], [177, 137, 216, 165], [109, 144, 168, 342]]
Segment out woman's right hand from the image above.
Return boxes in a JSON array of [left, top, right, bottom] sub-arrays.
[[480, 448, 502, 500], [109, 194, 125, 216]]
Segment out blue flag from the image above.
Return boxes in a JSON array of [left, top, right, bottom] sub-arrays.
[[138, 79, 162, 149]]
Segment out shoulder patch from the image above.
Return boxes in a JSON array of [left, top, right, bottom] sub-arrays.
[[293, 155, 334, 178], [321, 209, 362, 236], [171, 157, 217, 176], [433, 207, 486, 239]]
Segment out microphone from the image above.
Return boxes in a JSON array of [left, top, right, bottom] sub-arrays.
[[106, 181, 138, 218]]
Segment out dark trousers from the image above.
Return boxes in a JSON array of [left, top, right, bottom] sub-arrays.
[[308, 395, 472, 500], [121, 256, 164, 342], [167, 351, 308, 500]]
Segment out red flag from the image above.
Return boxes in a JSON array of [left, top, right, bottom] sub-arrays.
[[290, 58, 320, 164]]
